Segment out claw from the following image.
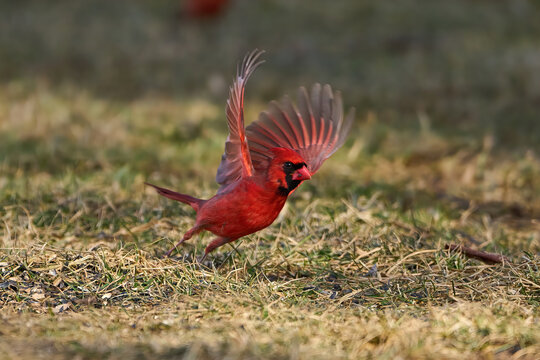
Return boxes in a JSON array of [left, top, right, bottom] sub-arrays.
[[197, 253, 208, 264]]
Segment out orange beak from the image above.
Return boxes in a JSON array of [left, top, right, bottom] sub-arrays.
[[292, 166, 311, 181]]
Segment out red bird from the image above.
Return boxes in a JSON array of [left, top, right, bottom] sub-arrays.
[[180, 0, 230, 19], [146, 50, 355, 261]]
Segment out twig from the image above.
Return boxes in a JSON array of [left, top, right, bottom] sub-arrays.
[[446, 244, 510, 264]]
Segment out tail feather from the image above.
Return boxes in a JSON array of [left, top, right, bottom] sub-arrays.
[[145, 182, 203, 212]]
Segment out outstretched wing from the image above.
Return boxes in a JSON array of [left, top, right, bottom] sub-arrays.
[[246, 84, 355, 175], [215, 49, 265, 187]]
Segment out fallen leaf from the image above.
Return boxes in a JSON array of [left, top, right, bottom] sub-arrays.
[[53, 277, 63, 287], [53, 303, 70, 314], [32, 293, 45, 300]]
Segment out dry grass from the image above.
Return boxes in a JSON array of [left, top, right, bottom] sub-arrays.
[[1, 1, 540, 359]]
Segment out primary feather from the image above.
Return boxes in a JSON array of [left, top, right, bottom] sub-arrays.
[[247, 84, 355, 175], [216, 49, 264, 186]]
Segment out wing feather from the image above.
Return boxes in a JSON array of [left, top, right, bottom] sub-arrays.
[[297, 87, 317, 145], [246, 83, 355, 175], [267, 102, 299, 148], [310, 83, 322, 142], [216, 49, 264, 186], [281, 96, 308, 148]]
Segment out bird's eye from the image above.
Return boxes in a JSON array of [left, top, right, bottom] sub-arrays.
[[283, 161, 294, 169]]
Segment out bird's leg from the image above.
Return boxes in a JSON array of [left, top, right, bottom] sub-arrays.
[[164, 225, 203, 258], [197, 236, 232, 263]]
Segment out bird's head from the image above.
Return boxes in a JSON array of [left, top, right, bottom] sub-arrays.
[[267, 147, 311, 196]]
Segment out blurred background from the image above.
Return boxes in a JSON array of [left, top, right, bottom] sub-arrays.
[[1, 0, 539, 146], [1, 0, 539, 246]]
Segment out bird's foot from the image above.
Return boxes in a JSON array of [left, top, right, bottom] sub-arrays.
[[163, 247, 177, 258], [197, 253, 208, 264]]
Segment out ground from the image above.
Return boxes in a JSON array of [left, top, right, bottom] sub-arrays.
[[0, 1, 539, 359]]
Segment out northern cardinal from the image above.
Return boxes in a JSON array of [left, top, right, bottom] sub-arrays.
[[146, 50, 355, 260]]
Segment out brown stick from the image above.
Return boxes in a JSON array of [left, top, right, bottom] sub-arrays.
[[445, 244, 510, 264]]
